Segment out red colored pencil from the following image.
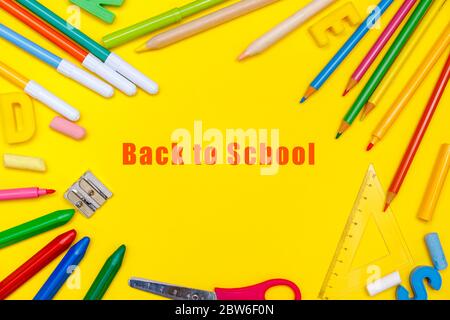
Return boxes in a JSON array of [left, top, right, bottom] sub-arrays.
[[0, 230, 76, 300], [385, 53, 450, 211]]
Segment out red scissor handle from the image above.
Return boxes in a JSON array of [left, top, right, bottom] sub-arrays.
[[214, 279, 301, 300]]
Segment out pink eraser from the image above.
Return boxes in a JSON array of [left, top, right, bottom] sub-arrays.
[[50, 116, 86, 140]]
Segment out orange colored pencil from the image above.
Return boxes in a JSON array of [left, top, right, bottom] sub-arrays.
[[384, 53, 450, 212]]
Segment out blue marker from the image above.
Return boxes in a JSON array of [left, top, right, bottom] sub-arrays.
[[34, 237, 90, 300], [300, 0, 394, 103], [0, 24, 113, 98]]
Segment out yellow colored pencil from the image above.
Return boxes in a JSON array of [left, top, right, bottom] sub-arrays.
[[367, 22, 450, 150], [362, 0, 448, 119]]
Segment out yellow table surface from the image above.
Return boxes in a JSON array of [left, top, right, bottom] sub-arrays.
[[0, 0, 449, 300]]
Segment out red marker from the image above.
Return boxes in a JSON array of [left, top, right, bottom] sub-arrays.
[[0, 188, 55, 201], [0, 230, 76, 300]]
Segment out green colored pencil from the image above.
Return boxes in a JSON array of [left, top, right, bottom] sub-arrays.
[[336, 0, 434, 138], [0, 209, 75, 249], [84, 245, 126, 300]]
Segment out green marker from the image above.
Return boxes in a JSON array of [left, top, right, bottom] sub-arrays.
[[84, 245, 126, 300], [336, 0, 434, 138], [0, 209, 75, 249], [102, 0, 229, 49]]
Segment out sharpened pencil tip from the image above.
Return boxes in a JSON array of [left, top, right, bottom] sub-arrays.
[[383, 203, 390, 212], [238, 51, 250, 61], [342, 89, 349, 96], [335, 132, 342, 139], [135, 44, 149, 53], [366, 143, 374, 151], [300, 97, 307, 104]]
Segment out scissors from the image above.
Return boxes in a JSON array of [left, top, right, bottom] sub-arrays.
[[129, 278, 301, 300]]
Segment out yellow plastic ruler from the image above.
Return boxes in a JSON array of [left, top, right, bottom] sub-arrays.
[[319, 164, 413, 300]]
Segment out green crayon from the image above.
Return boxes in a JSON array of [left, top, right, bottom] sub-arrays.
[[102, 0, 229, 48], [0, 209, 75, 249], [84, 245, 126, 300]]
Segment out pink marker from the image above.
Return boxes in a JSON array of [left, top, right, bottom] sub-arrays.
[[0, 188, 55, 201], [343, 0, 418, 96]]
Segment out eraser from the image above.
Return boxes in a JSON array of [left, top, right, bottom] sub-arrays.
[[50, 116, 86, 140], [3, 153, 46, 172], [425, 233, 447, 271], [367, 271, 401, 296]]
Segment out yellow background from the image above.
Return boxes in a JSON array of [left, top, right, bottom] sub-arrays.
[[0, 0, 449, 300]]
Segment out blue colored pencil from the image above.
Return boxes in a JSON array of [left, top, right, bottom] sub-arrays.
[[300, 0, 394, 103], [0, 24, 113, 98], [34, 237, 90, 300]]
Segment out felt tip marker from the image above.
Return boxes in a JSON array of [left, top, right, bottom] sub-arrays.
[[0, 61, 80, 121], [16, 0, 159, 95], [0, 187, 55, 201], [0, 23, 114, 98]]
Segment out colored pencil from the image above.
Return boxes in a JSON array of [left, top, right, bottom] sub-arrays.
[[367, 23, 450, 150], [343, 0, 418, 96], [136, 0, 281, 51], [0, 0, 136, 96], [16, 0, 158, 95], [300, 0, 394, 103], [238, 0, 336, 61], [0, 230, 76, 300], [336, 0, 434, 139], [0, 24, 113, 98], [0, 60, 80, 121], [34, 237, 90, 300], [102, 0, 231, 49], [0, 210, 75, 249], [384, 53, 450, 212], [84, 245, 126, 300], [362, 0, 447, 119]]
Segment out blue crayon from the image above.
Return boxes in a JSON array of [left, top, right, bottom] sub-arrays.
[[300, 0, 394, 103], [34, 237, 90, 300], [425, 233, 447, 271]]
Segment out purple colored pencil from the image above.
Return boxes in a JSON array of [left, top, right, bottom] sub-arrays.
[[343, 0, 417, 95]]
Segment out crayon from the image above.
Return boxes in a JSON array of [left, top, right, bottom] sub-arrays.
[[0, 209, 75, 249], [0, 230, 76, 300], [103, 0, 230, 49], [336, 0, 434, 138], [34, 237, 90, 300], [300, 0, 394, 103], [16, 0, 158, 95], [84, 245, 126, 300]]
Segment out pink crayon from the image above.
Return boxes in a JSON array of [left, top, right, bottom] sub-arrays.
[[343, 0, 417, 96], [0, 188, 55, 201]]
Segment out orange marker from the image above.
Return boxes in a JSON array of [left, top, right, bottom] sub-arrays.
[[418, 145, 450, 221]]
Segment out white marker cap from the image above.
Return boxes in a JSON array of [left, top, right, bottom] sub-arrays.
[[57, 59, 114, 98], [367, 271, 401, 296], [24, 80, 80, 122], [82, 53, 137, 96], [105, 52, 159, 95]]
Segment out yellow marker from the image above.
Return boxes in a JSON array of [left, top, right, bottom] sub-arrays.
[[418, 144, 450, 222], [368, 22, 450, 149], [0, 61, 80, 121], [0, 93, 36, 144], [363, 0, 448, 118]]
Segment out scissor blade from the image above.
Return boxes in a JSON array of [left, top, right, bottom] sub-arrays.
[[129, 277, 217, 300]]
